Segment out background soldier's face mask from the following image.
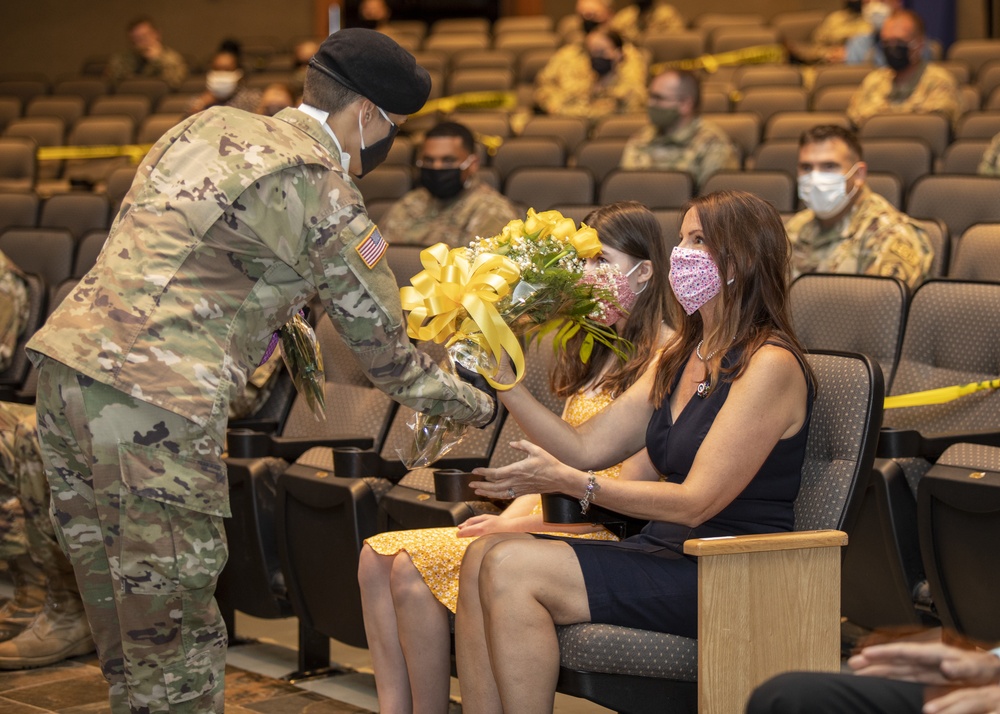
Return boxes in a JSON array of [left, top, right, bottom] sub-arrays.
[[798, 164, 860, 219], [419, 155, 474, 200]]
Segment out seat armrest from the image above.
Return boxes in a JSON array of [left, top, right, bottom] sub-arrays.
[[269, 436, 374, 462], [877, 427, 1000, 460], [683, 529, 847, 556]]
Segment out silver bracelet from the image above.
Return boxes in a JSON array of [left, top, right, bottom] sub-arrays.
[[579, 471, 601, 515]]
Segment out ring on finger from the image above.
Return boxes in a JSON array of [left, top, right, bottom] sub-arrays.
[[506, 487, 516, 499]]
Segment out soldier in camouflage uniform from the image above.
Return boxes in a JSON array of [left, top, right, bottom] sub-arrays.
[[610, 1, 685, 43], [535, 27, 648, 119], [978, 132, 1000, 177], [620, 69, 740, 190], [380, 121, 516, 247], [27, 28, 495, 714], [847, 10, 961, 129], [789, 1, 872, 64], [105, 17, 188, 90], [0, 250, 28, 374], [561, 0, 684, 44], [786, 125, 932, 288], [0, 401, 93, 668]]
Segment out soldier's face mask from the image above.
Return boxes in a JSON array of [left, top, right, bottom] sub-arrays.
[[581, 16, 601, 34], [798, 164, 860, 219], [648, 106, 680, 133], [206, 70, 242, 99], [358, 106, 398, 178], [845, 0, 862, 13], [590, 55, 614, 76], [418, 155, 474, 200], [863, 1, 892, 29], [881, 40, 916, 72]]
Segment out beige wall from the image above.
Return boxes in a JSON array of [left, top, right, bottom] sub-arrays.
[[0, 0, 315, 79], [1, 0, 989, 81]]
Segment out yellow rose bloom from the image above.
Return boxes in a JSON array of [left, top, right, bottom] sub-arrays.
[[570, 224, 602, 258], [523, 208, 554, 239], [502, 219, 525, 241], [550, 217, 578, 241]]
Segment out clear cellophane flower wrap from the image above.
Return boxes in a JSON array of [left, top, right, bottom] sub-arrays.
[[396, 208, 633, 469], [279, 311, 327, 421]]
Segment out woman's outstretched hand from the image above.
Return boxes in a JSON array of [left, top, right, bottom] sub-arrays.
[[470, 440, 569, 500]]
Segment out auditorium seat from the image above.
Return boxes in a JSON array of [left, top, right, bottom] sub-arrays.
[[0, 139, 36, 192], [600, 169, 692, 210], [554, 350, 883, 714], [948, 223, 1000, 280]]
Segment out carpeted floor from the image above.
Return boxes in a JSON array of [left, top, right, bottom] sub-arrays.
[[0, 654, 374, 713]]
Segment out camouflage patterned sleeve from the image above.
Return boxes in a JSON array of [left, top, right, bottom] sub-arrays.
[[979, 134, 1000, 177], [693, 132, 740, 189], [533, 46, 588, 116], [918, 69, 962, 128], [847, 72, 883, 127], [861, 219, 933, 289], [464, 191, 518, 242], [308, 206, 495, 427]]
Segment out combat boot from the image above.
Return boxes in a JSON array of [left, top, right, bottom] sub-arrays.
[[0, 555, 45, 642], [0, 569, 94, 669]]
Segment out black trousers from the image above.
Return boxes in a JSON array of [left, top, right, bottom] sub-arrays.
[[746, 672, 926, 713]]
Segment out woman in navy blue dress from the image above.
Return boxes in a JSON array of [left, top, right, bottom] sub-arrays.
[[455, 190, 815, 713]]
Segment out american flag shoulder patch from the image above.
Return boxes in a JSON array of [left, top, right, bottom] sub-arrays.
[[355, 225, 388, 268]]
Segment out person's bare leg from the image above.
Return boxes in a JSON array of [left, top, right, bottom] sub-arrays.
[[390, 552, 453, 714], [358, 545, 411, 713], [455, 533, 551, 714], [482, 538, 590, 713]]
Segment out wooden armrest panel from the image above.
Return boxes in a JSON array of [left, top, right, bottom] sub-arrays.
[[683, 529, 847, 556]]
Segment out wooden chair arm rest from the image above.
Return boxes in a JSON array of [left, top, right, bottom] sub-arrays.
[[683, 529, 847, 557]]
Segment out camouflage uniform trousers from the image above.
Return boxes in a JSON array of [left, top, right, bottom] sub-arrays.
[[35, 358, 228, 713], [0, 401, 73, 582]]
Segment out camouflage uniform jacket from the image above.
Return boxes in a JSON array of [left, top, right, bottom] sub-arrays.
[[610, 3, 685, 43], [106, 46, 189, 89], [619, 118, 739, 189], [534, 43, 648, 119], [979, 132, 1000, 176], [0, 250, 28, 373], [785, 184, 933, 288], [847, 62, 961, 128], [812, 10, 871, 47], [27, 106, 493, 446], [379, 178, 517, 247]]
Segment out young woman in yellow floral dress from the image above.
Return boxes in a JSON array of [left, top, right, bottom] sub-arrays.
[[358, 201, 673, 714]]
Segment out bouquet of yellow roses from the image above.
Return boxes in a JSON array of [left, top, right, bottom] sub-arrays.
[[397, 208, 632, 468]]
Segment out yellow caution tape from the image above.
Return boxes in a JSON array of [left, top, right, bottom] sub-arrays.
[[884, 378, 1000, 410], [37, 144, 153, 165], [413, 91, 517, 117], [650, 44, 787, 76]]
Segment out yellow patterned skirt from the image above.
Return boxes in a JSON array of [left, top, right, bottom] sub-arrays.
[[366, 391, 623, 613]]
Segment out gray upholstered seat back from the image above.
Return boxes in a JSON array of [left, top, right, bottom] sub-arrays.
[[790, 273, 907, 389]]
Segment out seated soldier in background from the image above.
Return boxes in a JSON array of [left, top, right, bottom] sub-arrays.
[[620, 69, 739, 190], [379, 122, 517, 247], [0, 250, 92, 668], [789, 0, 872, 64], [979, 132, 1000, 176], [187, 46, 262, 116], [785, 125, 932, 288], [535, 27, 648, 119], [105, 16, 188, 89], [562, 0, 683, 44], [847, 9, 960, 128], [844, 0, 931, 66]]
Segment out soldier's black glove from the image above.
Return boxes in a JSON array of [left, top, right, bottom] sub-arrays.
[[455, 362, 498, 428]]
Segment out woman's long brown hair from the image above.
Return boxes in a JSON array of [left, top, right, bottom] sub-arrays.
[[651, 190, 813, 407], [551, 201, 672, 398]]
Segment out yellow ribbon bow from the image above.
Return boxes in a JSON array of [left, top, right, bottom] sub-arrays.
[[399, 243, 525, 390], [884, 378, 1000, 410]]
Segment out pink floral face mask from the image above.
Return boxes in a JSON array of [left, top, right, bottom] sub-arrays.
[[668, 246, 722, 315], [585, 262, 645, 326]]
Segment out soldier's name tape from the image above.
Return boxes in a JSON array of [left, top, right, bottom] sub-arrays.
[[884, 378, 1000, 410]]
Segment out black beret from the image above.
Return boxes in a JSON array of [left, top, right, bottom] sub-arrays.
[[310, 28, 431, 115]]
